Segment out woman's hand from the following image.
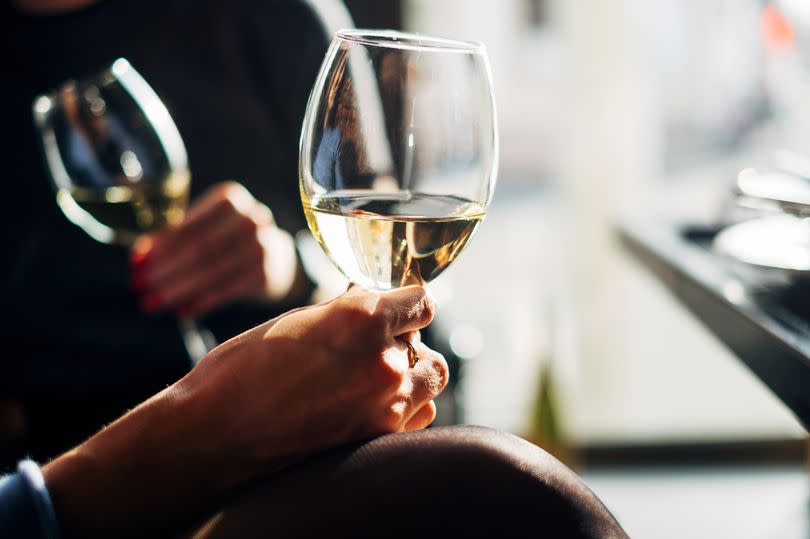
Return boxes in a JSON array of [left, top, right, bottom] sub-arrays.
[[185, 285, 447, 477], [131, 181, 303, 317], [42, 286, 447, 538]]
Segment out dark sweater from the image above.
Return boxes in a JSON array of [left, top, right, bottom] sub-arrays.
[[0, 0, 332, 394]]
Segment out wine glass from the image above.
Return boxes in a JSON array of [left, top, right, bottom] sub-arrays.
[[32, 58, 215, 364], [299, 30, 498, 291]]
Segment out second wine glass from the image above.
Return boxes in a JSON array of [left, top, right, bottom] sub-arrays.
[[33, 58, 215, 364], [299, 30, 499, 291]]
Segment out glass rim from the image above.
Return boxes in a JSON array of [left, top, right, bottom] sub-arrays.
[[33, 58, 133, 119], [335, 29, 485, 54], [32, 56, 188, 182]]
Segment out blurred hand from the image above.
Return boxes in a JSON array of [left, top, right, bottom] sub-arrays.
[[131, 181, 301, 317], [42, 285, 447, 538]]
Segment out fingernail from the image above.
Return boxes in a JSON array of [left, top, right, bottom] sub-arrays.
[[130, 273, 149, 293], [141, 292, 163, 313], [130, 248, 151, 271]]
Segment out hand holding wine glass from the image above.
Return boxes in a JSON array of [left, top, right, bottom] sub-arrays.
[[130, 180, 301, 319], [299, 30, 498, 292], [33, 58, 215, 363]]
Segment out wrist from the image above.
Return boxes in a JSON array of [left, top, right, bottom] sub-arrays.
[[172, 351, 286, 485]]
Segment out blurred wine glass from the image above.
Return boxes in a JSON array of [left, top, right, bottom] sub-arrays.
[[33, 58, 214, 363], [299, 30, 499, 291]]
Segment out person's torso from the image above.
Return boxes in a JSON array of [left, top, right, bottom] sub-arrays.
[[0, 0, 329, 392]]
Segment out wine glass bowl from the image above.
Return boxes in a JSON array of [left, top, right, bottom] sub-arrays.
[[34, 58, 190, 246], [33, 58, 212, 363], [299, 30, 498, 290]]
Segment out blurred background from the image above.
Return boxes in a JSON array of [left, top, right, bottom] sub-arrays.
[[5, 0, 809, 535], [321, 0, 810, 536]]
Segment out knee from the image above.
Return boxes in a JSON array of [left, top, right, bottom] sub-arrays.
[[346, 424, 563, 481], [195, 426, 628, 539], [347, 425, 573, 484], [338, 426, 626, 538]]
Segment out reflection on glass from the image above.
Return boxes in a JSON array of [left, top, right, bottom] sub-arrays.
[[300, 30, 498, 290], [33, 58, 212, 363], [35, 59, 189, 246]]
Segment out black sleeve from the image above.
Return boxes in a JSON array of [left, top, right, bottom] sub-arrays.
[[238, 0, 336, 234], [202, 1, 339, 340]]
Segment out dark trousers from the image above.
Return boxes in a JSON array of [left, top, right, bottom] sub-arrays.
[[190, 426, 629, 539]]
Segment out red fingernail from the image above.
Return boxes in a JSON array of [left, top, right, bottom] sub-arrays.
[[130, 273, 149, 293], [130, 248, 151, 270], [141, 292, 163, 313]]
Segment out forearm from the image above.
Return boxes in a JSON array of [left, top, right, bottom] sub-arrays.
[[41, 385, 239, 538]]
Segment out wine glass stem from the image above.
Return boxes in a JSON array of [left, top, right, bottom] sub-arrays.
[[177, 315, 217, 365]]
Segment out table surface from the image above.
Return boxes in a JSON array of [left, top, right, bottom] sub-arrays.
[[618, 217, 810, 431]]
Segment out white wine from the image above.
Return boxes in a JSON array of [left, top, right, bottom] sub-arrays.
[[302, 191, 485, 289], [56, 171, 189, 245]]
